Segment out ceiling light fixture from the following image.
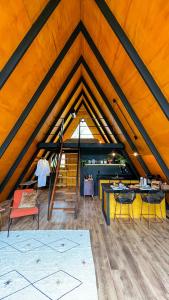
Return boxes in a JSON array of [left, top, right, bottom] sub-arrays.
[[133, 152, 138, 157]]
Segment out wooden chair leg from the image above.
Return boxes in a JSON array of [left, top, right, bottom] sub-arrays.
[[37, 214, 40, 230], [7, 218, 12, 237], [0, 213, 2, 231]]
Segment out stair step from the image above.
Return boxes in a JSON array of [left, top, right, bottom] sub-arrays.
[[60, 164, 77, 166], [58, 170, 77, 172], [53, 207, 75, 212], [55, 190, 76, 194], [58, 176, 76, 179], [54, 199, 76, 202]]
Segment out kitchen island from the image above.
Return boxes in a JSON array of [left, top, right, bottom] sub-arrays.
[[102, 183, 166, 225]]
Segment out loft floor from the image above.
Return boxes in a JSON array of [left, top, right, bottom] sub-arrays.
[[1, 190, 169, 300]]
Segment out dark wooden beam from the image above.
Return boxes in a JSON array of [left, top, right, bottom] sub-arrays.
[[0, 0, 61, 88], [0, 59, 81, 193], [81, 24, 169, 178], [95, 0, 169, 120], [38, 142, 124, 150], [0, 23, 81, 157]]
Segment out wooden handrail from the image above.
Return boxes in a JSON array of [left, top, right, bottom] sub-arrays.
[[48, 119, 64, 220]]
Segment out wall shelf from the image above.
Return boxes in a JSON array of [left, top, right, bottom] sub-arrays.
[[84, 163, 126, 166]]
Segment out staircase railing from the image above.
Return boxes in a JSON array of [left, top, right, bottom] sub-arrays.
[[48, 119, 64, 220], [74, 119, 81, 218]]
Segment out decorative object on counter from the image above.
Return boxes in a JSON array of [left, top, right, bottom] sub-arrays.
[[92, 159, 96, 164]]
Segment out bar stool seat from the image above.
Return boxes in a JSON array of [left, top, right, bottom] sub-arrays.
[[140, 191, 164, 228], [114, 192, 136, 225]]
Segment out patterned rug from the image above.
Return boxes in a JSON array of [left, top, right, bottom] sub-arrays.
[[0, 230, 98, 300]]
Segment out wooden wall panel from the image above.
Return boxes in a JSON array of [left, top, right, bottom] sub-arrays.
[[0, 0, 48, 69], [0, 0, 80, 146], [81, 0, 169, 174]]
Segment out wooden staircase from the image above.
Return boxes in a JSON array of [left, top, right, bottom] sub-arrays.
[[48, 120, 80, 220]]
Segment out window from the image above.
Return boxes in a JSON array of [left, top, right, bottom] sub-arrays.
[[71, 121, 94, 139]]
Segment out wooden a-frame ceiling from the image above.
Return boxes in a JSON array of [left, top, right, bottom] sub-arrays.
[[0, 0, 169, 201]]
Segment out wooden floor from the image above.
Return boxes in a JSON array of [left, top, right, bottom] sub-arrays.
[[1, 190, 169, 300]]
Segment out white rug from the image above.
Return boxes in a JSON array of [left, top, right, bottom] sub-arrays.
[[0, 230, 98, 300]]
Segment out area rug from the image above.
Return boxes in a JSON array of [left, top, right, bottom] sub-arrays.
[[0, 230, 98, 300]]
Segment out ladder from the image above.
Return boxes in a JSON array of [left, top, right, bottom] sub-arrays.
[[48, 120, 80, 220]]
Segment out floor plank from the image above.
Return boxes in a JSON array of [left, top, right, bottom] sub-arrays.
[[1, 190, 169, 300]]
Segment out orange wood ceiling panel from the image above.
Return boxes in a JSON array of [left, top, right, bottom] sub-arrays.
[[105, 0, 169, 100], [0, 0, 80, 146], [0, 0, 48, 70], [81, 1, 169, 171]]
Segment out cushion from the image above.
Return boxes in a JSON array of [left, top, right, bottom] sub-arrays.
[[18, 191, 37, 208]]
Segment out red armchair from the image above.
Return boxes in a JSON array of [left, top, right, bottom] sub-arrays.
[[8, 189, 40, 236]]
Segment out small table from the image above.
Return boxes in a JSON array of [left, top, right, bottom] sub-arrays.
[[19, 180, 37, 189], [0, 207, 5, 231]]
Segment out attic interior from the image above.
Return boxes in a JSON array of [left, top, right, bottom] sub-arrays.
[[0, 1, 169, 299]]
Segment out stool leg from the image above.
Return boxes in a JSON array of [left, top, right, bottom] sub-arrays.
[[148, 202, 150, 229], [120, 203, 122, 220], [114, 201, 117, 221], [159, 202, 163, 221], [140, 200, 143, 221], [128, 204, 131, 223], [154, 202, 156, 221], [131, 203, 135, 228]]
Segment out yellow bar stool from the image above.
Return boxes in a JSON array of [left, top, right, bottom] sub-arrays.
[[140, 191, 164, 228], [114, 192, 136, 226]]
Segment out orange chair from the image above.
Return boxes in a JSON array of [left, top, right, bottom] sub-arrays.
[[8, 189, 40, 236]]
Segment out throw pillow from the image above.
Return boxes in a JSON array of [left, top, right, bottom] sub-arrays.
[[18, 191, 37, 208]]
